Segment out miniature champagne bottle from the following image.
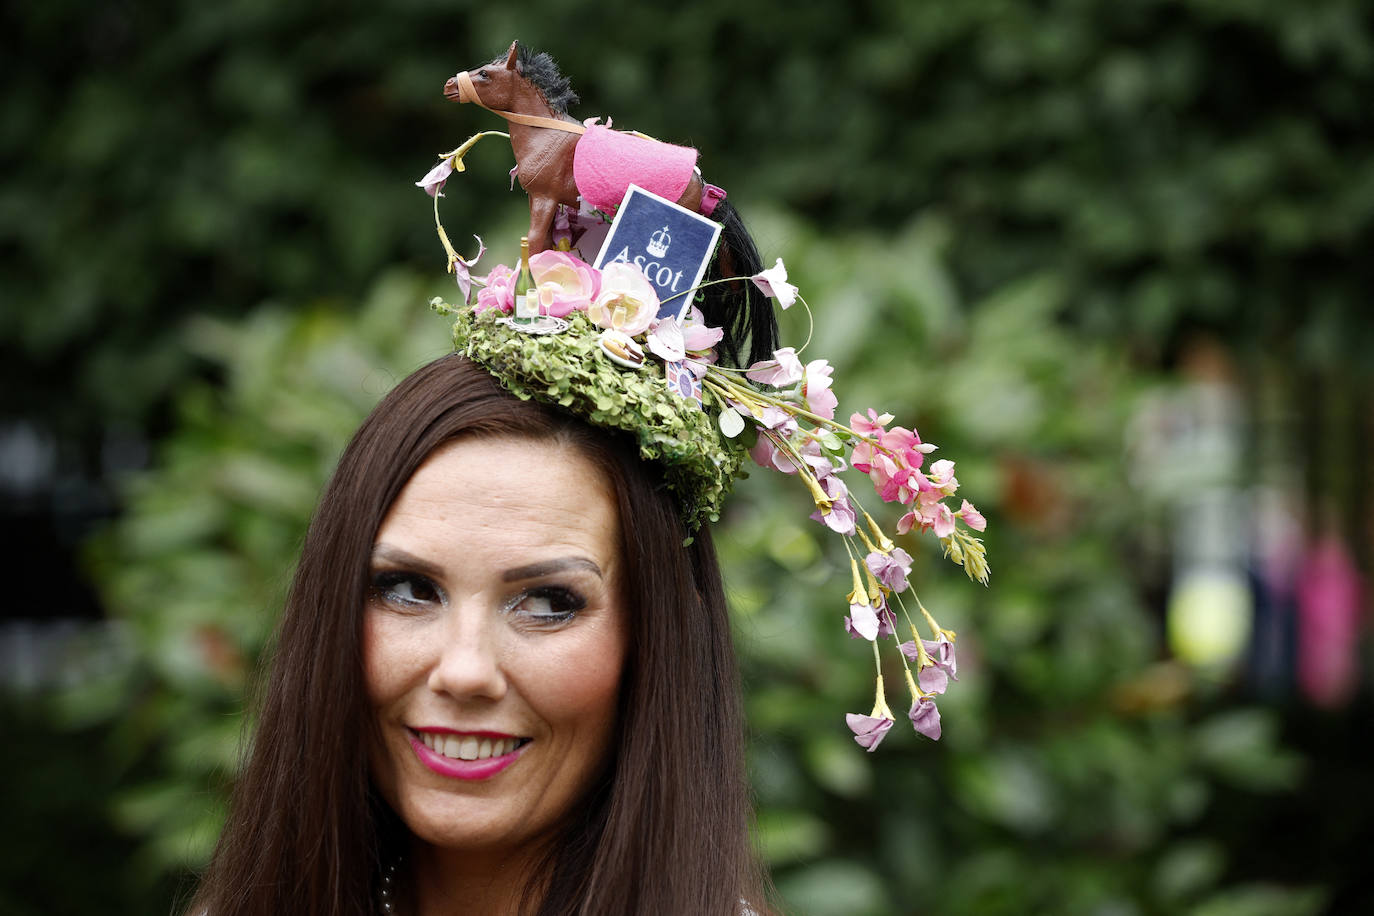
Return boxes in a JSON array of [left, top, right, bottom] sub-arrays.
[[513, 236, 537, 322]]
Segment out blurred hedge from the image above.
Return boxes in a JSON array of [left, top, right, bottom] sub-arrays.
[[5, 0, 1371, 437], [6, 1, 1373, 914]]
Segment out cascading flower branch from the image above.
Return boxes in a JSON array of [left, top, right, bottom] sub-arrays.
[[697, 277, 990, 750], [419, 140, 989, 751]]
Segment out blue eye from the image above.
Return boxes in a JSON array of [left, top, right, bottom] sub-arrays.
[[371, 571, 441, 607]]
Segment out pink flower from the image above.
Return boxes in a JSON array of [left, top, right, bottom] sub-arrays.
[[809, 475, 856, 535], [877, 603, 896, 638], [927, 635, 958, 679], [929, 503, 955, 537], [589, 262, 659, 336], [475, 264, 516, 314], [530, 251, 600, 317], [646, 317, 686, 362], [752, 432, 840, 477], [927, 459, 958, 496], [415, 157, 454, 197], [759, 405, 798, 432], [745, 347, 804, 386], [856, 426, 939, 504], [897, 502, 955, 538], [801, 359, 837, 419], [681, 306, 724, 353], [881, 426, 935, 472], [449, 235, 486, 304], [899, 636, 958, 696], [895, 510, 917, 535], [851, 439, 877, 474], [647, 310, 727, 368], [909, 695, 942, 740], [845, 600, 880, 641], [865, 548, 914, 592], [751, 436, 792, 473], [850, 409, 893, 437], [845, 713, 894, 752], [847, 598, 896, 640], [800, 441, 845, 478], [957, 499, 987, 531], [867, 453, 912, 503], [918, 665, 949, 694], [751, 258, 799, 309]]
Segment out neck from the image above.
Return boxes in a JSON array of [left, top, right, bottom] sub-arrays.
[[501, 87, 579, 167], [407, 838, 546, 916]]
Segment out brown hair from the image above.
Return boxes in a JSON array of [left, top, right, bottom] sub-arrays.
[[187, 353, 762, 916]]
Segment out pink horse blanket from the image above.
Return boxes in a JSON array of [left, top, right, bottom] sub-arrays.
[[573, 125, 699, 214]]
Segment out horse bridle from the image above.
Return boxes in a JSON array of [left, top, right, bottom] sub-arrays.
[[454, 70, 586, 135]]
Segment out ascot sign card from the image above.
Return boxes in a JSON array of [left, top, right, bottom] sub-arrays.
[[593, 184, 722, 322]]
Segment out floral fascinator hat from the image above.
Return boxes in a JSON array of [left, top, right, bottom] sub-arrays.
[[418, 41, 989, 750]]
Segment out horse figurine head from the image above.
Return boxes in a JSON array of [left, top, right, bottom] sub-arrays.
[[444, 41, 579, 121]]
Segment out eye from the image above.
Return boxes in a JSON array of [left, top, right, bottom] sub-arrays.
[[510, 586, 586, 625], [477, 69, 491, 80], [371, 571, 442, 608]]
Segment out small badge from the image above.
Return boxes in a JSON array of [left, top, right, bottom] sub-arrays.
[[593, 185, 722, 322], [664, 360, 704, 409]]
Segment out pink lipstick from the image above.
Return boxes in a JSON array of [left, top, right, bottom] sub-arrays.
[[408, 728, 529, 781]]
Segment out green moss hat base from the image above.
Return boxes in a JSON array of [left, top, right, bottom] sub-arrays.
[[435, 301, 747, 530]]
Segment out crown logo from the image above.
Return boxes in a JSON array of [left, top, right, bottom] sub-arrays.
[[646, 225, 671, 258]]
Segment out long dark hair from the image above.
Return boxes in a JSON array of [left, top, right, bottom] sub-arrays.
[[187, 354, 761, 915]]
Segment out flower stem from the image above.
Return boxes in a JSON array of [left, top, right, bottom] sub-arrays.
[[706, 370, 849, 431], [439, 129, 511, 163]]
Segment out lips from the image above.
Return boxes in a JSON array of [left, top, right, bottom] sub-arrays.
[[407, 728, 531, 781]]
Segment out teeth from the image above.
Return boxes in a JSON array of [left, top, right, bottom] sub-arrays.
[[420, 733, 522, 761]]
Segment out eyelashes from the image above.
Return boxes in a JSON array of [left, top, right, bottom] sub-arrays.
[[368, 571, 587, 625], [371, 571, 441, 607], [510, 586, 587, 624]]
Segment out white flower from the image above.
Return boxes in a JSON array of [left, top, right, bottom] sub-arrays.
[[589, 263, 659, 336]]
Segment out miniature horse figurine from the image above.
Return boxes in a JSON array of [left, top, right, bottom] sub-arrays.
[[444, 41, 778, 367], [445, 41, 722, 255]]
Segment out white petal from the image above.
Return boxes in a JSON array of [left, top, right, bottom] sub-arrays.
[[718, 408, 746, 438]]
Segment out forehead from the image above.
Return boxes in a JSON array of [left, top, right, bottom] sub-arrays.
[[376, 435, 620, 560]]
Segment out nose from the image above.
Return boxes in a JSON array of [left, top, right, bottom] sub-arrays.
[[427, 609, 508, 702]]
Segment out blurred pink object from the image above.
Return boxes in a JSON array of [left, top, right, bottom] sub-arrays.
[[1296, 534, 1364, 708]]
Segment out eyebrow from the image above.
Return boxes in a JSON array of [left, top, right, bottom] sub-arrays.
[[370, 544, 446, 581], [369, 545, 603, 582], [502, 557, 604, 582]]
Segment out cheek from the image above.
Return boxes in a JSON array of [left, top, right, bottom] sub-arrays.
[[361, 611, 414, 707], [360, 613, 386, 702], [359, 613, 399, 797], [537, 621, 627, 744]]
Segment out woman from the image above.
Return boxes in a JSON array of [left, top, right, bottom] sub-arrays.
[[187, 354, 764, 915]]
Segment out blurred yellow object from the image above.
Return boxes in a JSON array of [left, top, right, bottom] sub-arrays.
[[1167, 569, 1253, 670]]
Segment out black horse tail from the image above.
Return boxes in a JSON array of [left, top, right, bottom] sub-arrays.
[[698, 198, 778, 368]]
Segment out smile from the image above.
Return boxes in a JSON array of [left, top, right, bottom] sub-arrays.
[[419, 731, 527, 761], [407, 729, 531, 781]]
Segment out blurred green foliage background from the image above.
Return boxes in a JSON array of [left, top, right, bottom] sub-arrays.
[[3, 1, 1371, 914]]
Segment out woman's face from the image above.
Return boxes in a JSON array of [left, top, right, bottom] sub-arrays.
[[363, 435, 627, 856]]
